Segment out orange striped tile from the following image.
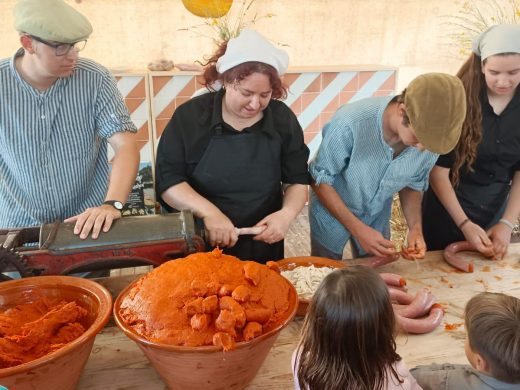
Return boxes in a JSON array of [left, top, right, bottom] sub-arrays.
[[304, 132, 319, 144], [125, 98, 145, 114], [290, 96, 302, 114], [136, 123, 150, 141], [157, 100, 176, 119], [304, 116, 320, 133], [323, 95, 340, 113], [153, 76, 173, 96], [342, 74, 359, 92], [301, 92, 319, 112], [126, 79, 146, 98], [378, 73, 396, 91], [320, 112, 335, 127], [304, 76, 321, 93], [136, 139, 148, 153], [321, 72, 339, 88], [373, 90, 394, 97], [339, 91, 356, 105], [177, 77, 197, 97], [283, 73, 301, 87], [155, 118, 170, 139], [358, 71, 376, 89], [175, 96, 190, 108]]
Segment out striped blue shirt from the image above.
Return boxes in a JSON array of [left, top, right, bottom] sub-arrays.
[[0, 49, 137, 228], [309, 96, 438, 255]]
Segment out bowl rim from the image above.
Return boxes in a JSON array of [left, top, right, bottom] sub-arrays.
[[277, 257, 346, 305], [0, 275, 113, 377], [113, 270, 298, 352]]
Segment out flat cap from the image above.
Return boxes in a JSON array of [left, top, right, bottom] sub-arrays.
[[405, 73, 466, 155], [14, 0, 92, 44]]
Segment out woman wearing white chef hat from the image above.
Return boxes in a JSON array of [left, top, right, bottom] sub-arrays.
[[155, 29, 310, 263]]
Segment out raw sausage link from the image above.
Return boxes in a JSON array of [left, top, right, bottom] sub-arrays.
[[379, 273, 407, 288], [396, 304, 444, 334], [388, 287, 414, 305], [444, 241, 475, 273], [392, 288, 435, 318], [360, 254, 400, 268]]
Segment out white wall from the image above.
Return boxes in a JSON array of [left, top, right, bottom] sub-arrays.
[[0, 0, 486, 89]]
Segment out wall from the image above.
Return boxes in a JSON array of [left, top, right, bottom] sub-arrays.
[[0, 0, 473, 90]]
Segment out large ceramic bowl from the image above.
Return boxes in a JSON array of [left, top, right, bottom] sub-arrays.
[[277, 256, 346, 316], [114, 273, 298, 390], [0, 276, 112, 390]]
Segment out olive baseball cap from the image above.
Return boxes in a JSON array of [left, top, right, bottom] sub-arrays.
[[14, 0, 93, 44], [404, 73, 466, 154]]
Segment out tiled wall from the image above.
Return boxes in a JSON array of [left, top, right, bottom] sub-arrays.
[[115, 68, 397, 165]]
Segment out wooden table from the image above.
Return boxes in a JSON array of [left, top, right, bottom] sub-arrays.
[[77, 244, 520, 389]]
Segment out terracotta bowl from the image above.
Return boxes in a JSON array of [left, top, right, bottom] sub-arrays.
[[114, 275, 298, 390], [277, 256, 346, 316], [0, 276, 112, 390]]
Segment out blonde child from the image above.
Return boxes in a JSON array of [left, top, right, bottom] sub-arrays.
[[411, 292, 520, 389], [293, 266, 421, 390]]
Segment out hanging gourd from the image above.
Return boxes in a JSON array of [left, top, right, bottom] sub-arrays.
[[181, 0, 233, 18]]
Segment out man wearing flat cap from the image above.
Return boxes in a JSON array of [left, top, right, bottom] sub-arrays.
[[309, 73, 467, 260], [0, 0, 139, 240]]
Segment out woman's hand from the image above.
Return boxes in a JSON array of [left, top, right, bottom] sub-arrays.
[[460, 221, 495, 257], [352, 223, 396, 257], [487, 222, 513, 260], [203, 212, 238, 248], [252, 209, 292, 244], [402, 225, 426, 259]]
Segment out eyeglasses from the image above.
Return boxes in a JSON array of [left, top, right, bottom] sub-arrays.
[[29, 35, 87, 56]]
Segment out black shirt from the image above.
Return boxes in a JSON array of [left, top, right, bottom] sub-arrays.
[[155, 89, 310, 206], [436, 87, 520, 185]]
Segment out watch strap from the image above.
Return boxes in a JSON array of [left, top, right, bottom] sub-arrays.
[[103, 200, 123, 211]]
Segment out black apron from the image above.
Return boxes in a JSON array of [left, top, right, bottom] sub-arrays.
[[190, 124, 284, 263], [422, 181, 509, 250]]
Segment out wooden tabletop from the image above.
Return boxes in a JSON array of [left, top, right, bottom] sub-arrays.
[[77, 244, 520, 389]]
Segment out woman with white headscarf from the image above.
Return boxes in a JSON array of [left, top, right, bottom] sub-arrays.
[[422, 24, 520, 260], [155, 29, 310, 263]]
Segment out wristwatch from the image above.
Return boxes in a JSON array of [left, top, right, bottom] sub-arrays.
[[103, 200, 124, 211]]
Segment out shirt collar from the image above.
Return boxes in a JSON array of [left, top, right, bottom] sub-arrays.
[[10, 48, 64, 98], [201, 88, 278, 136]]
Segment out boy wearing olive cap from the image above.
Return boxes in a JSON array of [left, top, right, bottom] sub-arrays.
[[309, 73, 466, 259], [0, 0, 139, 240]]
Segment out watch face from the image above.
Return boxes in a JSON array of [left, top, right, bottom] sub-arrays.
[[114, 201, 124, 210]]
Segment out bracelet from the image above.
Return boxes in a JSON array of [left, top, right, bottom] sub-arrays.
[[458, 218, 471, 230], [498, 218, 515, 230]]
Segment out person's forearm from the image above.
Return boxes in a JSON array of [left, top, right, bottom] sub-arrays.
[[105, 143, 140, 203], [501, 171, 520, 224], [161, 182, 222, 219], [281, 184, 307, 220], [311, 182, 364, 235], [398, 187, 423, 230], [429, 166, 468, 227]]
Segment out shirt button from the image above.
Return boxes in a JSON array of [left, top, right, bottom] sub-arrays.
[[496, 139, 501, 144], [489, 173, 494, 178], [41, 115, 46, 119]]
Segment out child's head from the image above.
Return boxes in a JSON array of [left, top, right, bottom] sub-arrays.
[[464, 292, 520, 383], [297, 266, 400, 390]]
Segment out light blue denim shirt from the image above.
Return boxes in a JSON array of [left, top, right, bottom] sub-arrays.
[[309, 96, 438, 255], [0, 49, 137, 228]]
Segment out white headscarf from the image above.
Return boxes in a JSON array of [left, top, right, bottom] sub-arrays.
[[216, 29, 289, 75], [472, 24, 520, 60]]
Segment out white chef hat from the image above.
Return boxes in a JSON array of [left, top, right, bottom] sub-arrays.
[[472, 24, 520, 60], [216, 29, 289, 75]]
